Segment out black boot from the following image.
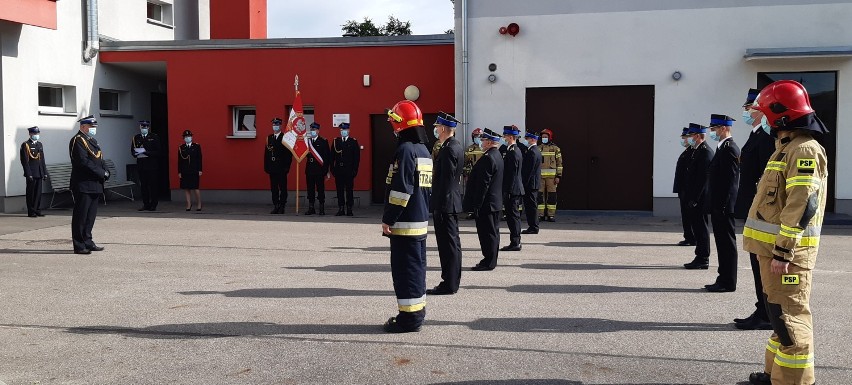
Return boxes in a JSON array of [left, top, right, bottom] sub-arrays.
[[346, 206, 354, 216], [304, 203, 316, 215], [318, 202, 325, 216], [277, 202, 287, 214], [335, 206, 345, 216], [270, 204, 280, 214]]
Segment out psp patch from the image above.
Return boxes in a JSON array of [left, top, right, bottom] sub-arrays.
[[782, 274, 800, 285], [797, 159, 816, 169]]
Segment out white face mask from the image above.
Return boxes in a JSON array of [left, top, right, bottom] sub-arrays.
[[273, 125, 281, 132], [31, 135, 40, 141], [87, 127, 97, 137]]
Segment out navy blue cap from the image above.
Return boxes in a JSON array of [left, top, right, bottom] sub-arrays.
[[78, 115, 97, 126], [138, 120, 151, 127], [481, 128, 500, 141], [503, 125, 520, 136], [310, 122, 320, 130], [681, 127, 690, 136], [525, 131, 539, 140], [339, 122, 350, 129], [687, 123, 707, 134], [27, 126, 40, 134], [710, 114, 736, 127], [182, 130, 193, 137], [744, 88, 760, 106], [271, 117, 283, 124], [434, 112, 459, 128]]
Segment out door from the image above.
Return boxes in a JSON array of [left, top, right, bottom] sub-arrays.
[[369, 112, 440, 204], [526, 86, 655, 211], [151, 92, 170, 200]]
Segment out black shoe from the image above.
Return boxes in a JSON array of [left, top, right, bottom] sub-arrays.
[[426, 286, 456, 295], [683, 259, 709, 270], [148, 206, 157, 212], [546, 216, 556, 222], [736, 318, 773, 330], [677, 240, 695, 246], [346, 207, 354, 216], [318, 205, 325, 216], [539, 215, 546, 221], [335, 207, 345, 216], [74, 249, 91, 255], [471, 265, 494, 271], [35, 212, 45, 217], [500, 244, 522, 251], [28, 213, 38, 218], [705, 284, 735, 293], [270, 206, 280, 214], [304, 207, 315, 215], [521, 228, 539, 234], [139, 206, 149, 211], [735, 311, 759, 324], [749, 371, 771, 385], [87, 245, 105, 252], [383, 317, 421, 333]]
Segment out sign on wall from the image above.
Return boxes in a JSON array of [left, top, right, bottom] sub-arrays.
[[332, 114, 350, 128]]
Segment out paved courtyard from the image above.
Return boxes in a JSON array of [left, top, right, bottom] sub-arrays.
[[1, 202, 851, 385]]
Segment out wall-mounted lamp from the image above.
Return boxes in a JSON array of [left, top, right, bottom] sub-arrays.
[[488, 74, 497, 83], [499, 23, 520, 36], [404, 85, 420, 101], [672, 71, 683, 81], [363, 75, 371, 87]]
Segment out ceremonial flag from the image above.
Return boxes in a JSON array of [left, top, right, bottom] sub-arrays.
[[282, 90, 310, 161]]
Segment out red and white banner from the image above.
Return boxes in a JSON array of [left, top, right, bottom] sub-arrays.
[[282, 90, 310, 161]]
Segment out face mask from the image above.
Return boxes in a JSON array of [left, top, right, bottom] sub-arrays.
[[761, 115, 772, 135], [31, 135, 40, 141], [141, 128, 149, 136], [680, 138, 688, 148], [709, 131, 720, 141], [341, 129, 349, 138], [184, 136, 192, 144], [687, 137, 696, 147], [433, 127, 440, 139], [741, 110, 756, 126], [87, 127, 97, 137], [499, 138, 508, 146], [541, 137, 549, 144], [273, 125, 281, 132], [473, 137, 482, 146], [309, 130, 318, 138]]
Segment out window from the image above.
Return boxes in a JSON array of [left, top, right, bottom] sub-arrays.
[[232, 106, 257, 138], [38, 84, 77, 114], [146, 1, 173, 26], [99, 90, 119, 112], [98, 88, 130, 115]]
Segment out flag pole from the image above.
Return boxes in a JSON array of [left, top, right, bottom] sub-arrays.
[[294, 75, 300, 214]]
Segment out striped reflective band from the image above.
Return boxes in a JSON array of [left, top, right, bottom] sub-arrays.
[[390, 221, 428, 236], [541, 169, 557, 176], [545, 205, 557, 210], [541, 152, 556, 156], [766, 161, 787, 172], [407, 119, 422, 126], [786, 176, 821, 189], [766, 338, 781, 354], [398, 295, 426, 312], [537, 204, 546, 209], [780, 224, 805, 239], [774, 350, 814, 369], [744, 219, 820, 247], [388, 190, 411, 207], [416, 157, 433, 172]]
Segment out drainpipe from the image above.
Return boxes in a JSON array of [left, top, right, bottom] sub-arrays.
[[460, 0, 469, 147], [83, 0, 99, 62]]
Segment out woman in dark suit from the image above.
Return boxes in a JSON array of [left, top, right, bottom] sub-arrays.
[[177, 130, 203, 211]]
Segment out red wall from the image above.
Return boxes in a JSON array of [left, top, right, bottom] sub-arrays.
[[0, 0, 57, 29], [210, 0, 267, 39], [100, 43, 455, 193]]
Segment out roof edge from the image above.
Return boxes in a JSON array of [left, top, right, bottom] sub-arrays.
[[745, 46, 852, 60], [100, 34, 454, 52]]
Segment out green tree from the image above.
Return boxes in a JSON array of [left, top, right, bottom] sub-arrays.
[[341, 15, 412, 37], [381, 16, 412, 36]]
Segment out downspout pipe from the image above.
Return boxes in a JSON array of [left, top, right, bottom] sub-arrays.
[[83, 0, 99, 62], [461, 0, 469, 147]]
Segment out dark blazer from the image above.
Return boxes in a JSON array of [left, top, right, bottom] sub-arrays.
[[685, 141, 714, 213], [734, 128, 775, 218], [673, 146, 694, 194], [177, 143, 203, 174], [305, 136, 330, 176], [20, 139, 46, 178], [69, 131, 107, 194], [431, 136, 464, 213], [521, 143, 542, 191], [131, 133, 162, 171], [331, 136, 360, 178], [502, 143, 524, 196], [463, 147, 504, 213], [709, 138, 741, 213], [264, 133, 293, 175]]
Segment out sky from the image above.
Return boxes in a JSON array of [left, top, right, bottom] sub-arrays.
[[266, 0, 456, 38]]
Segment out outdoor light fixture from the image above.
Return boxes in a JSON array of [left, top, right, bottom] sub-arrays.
[[498, 23, 520, 36], [488, 74, 497, 83], [672, 71, 683, 81], [404, 85, 420, 101]]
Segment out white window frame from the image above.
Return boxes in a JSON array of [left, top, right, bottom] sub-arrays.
[[231, 106, 257, 138], [146, 1, 174, 27], [38, 83, 77, 114]]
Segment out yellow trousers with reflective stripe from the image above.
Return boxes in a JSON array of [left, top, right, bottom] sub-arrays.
[[538, 177, 558, 217], [759, 255, 815, 385]]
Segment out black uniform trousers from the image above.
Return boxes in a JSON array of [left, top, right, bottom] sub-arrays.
[[306, 174, 325, 204], [139, 169, 159, 209], [474, 210, 501, 269], [336, 174, 355, 208], [269, 172, 288, 206], [689, 206, 711, 261], [749, 252, 769, 320], [678, 192, 695, 243], [25, 178, 43, 215], [433, 211, 461, 292], [389, 236, 427, 329], [523, 190, 539, 232], [71, 191, 99, 251], [710, 210, 738, 289], [504, 194, 522, 246]]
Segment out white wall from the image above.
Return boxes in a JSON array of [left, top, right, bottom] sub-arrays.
[[457, 1, 852, 214], [99, 0, 175, 41]]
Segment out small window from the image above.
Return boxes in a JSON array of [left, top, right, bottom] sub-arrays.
[[147, 1, 173, 26], [39, 86, 63, 108], [100, 90, 119, 112], [232, 106, 257, 138], [98, 88, 130, 115], [146, 2, 162, 21], [38, 84, 76, 114]]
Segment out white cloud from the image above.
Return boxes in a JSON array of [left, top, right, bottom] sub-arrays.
[[267, 0, 455, 38]]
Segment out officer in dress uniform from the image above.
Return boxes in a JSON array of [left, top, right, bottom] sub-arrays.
[[463, 128, 484, 219], [265, 118, 293, 214], [304, 122, 330, 216], [705, 114, 741, 292], [501, 125, 524, 251], [733, 88, 775, 331], [70, 116, 108, 254], [744, 80, 829, 385], [674, 127, 696, 246], [538, 129, 562, 222], [463, 128, 504, 271], [520, 131, 542, 234], [381, 100, 432, 333], [177, 130, 203, 211], [427, 113, 463, 296], [331, 122, 360, 216], [20, 126, 47, 217], [131, 120, 162, 211], [683, 123, 714, 270]]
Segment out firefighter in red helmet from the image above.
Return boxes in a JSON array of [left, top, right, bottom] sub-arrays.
[[381, 100, 432, 333], [538, 128, 562, 221], [743, 80, 829, 385]]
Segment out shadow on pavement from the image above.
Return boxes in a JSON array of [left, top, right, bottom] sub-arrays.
[[64, 321, 383, 339], [329, 246, 482, 253], [541, 241, 677, 248], [286, 264, 440, 273], [430, 381, 700, 385], [463, 285, 704, 294], [0, 248, 75, 255], [429, 317, 732, 333], [517, 263, 680, 271], [178, 288, 393, 298]]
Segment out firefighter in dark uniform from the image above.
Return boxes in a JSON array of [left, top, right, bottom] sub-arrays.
[[501, 125, 524, 251], [69, 116, 108, 254], [463, 128, 484, 219], [674, 127, 696, 246], [381, 100, 432, 333], [304, 122, 330, 216], [705, 114, 741, 292], [20, 126, 47, 217], [520, 131, 542, 234], [683, 123, 713, 270], [427, 113, 463, 296], [463, 128, 504, 271], [734, 88, 775, 331], [265, 118, 293, 214], [131, 120, 161, 211], [744, 80, 829, 385], [331, 122, 360, 216]]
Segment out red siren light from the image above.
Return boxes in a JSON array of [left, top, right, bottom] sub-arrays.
[[507, 22, 520, 36], [499, 26, 507, 35]]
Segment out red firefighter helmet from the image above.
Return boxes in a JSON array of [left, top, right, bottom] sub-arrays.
[[540, 128, 554, 140], [386, 100, 424, 133], [754, 80, 814, 129], [471, 128, 483, 138]]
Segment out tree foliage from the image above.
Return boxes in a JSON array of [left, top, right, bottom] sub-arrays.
[[342, 15, 412, 37]]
